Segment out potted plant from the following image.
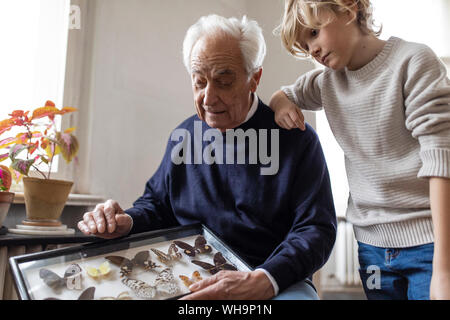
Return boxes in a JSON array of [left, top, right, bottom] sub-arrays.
[[0, 100, 79, 226], [0, 165, 14, 234]]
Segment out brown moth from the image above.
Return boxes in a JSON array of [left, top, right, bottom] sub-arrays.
[[150, 243, 182, 264], [173, 235, 212, 257], [191, 252, 237, 275], [105, 250, 160, 277]]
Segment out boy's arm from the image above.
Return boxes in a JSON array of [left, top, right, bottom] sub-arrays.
[[269, 90, 306, 130], [269, 69, 324, 130], [402, 46, 450, 299], [280, 69, 324, 111], [430, 177, 450, 300], [403, 46, 450, 179]]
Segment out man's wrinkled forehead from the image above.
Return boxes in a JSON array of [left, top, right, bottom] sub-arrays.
[[190, 34, 245, 75]]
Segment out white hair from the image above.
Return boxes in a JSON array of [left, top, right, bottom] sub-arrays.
[[182, 14, 266, 75]]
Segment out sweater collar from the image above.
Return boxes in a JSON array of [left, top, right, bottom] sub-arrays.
[[242, 92, 259, 124], [343, 36, 399, 79]]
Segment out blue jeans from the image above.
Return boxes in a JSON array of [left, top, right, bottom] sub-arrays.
[[357, 241, 434, 300], [272, 279, 319, 300]]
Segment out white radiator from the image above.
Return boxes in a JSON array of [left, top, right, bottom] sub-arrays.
[[335, 220, 360, 286]]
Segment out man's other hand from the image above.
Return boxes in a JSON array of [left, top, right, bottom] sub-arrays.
[[77, 199, 132, 239], [179, 270, 275, 300]]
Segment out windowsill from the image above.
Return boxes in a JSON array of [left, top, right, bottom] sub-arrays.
[[12, 192, 105, 206]]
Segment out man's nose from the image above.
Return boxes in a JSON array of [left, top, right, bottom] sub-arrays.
[[203, 84, 218, 106]]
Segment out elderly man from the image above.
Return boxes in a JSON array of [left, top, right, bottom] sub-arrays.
[[78, 15, 336, 300]]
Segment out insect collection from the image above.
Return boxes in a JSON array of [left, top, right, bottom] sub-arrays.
[[21, 234, 239, 300]]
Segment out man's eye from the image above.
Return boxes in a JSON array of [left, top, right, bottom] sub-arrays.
[[218, 81, 232, 87], [195, 81, 206, 88]]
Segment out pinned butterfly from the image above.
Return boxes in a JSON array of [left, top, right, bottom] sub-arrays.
[[86, 261, 111, 279], [179, 270, 203, 288], [150, 243, 182, 264], [174, 235, 212, 257], [39, 263, 83, 290], [105, 250, 160, 277], [191, 252, 237, 274], [121, 267, 179, 299]]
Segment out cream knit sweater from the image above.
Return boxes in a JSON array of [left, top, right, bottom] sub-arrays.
[[282, 37, 450, 248]]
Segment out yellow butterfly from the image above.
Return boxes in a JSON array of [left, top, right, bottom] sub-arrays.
[[86, 261, 111, 278], [179, 270, 203, 288]]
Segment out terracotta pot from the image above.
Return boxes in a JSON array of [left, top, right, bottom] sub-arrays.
[[22, 177, 73, 222], [0, 192, 15, 227]]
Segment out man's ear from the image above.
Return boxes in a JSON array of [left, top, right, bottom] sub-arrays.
[[250, 68, 263, 93]]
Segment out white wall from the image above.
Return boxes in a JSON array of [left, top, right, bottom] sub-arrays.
[[71, 0, 315, 208]]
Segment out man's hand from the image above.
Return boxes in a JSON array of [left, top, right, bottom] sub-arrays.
[[77, 199, 132, 239], [179, 270, 275, 300], [269, 90, 305, 131]]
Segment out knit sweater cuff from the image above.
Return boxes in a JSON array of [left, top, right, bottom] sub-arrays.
[[418, 148, 450, 178]]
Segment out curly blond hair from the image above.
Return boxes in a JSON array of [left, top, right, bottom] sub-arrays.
[[277, 0, 382, 58]]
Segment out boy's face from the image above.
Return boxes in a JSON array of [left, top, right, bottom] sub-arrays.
[[299, 10, 362, 70]]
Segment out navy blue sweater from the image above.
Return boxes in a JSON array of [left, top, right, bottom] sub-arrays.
[[125, 100, 336, 292]]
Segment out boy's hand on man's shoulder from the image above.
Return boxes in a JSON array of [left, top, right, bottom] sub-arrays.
[[269, 90, 305, 131]]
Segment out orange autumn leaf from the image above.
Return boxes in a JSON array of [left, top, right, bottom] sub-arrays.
[[0, 119, 15, 135], [28, 141, 40, 155], [64, 127, 76, 134], [31, 106, 78, 120], [9, 110, 25, 118], [31, 106, 60, 120]]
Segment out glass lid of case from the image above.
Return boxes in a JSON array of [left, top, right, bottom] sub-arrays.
[[15, 229, 249, 300]]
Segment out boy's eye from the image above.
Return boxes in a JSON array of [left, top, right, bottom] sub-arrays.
[[311, 29, 318, 37]]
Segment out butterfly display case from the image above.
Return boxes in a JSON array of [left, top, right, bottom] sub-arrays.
[[9, 224, 252, 300]]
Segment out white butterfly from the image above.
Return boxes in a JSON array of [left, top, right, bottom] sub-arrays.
[[120, 267, 179, 299], [121, 277, 157, 299], [155, 267, 179, 295]]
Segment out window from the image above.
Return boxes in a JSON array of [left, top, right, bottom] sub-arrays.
[[372, 0, 450, 58], [316, 0, 450, 217], [0, 0, 71, 191]]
